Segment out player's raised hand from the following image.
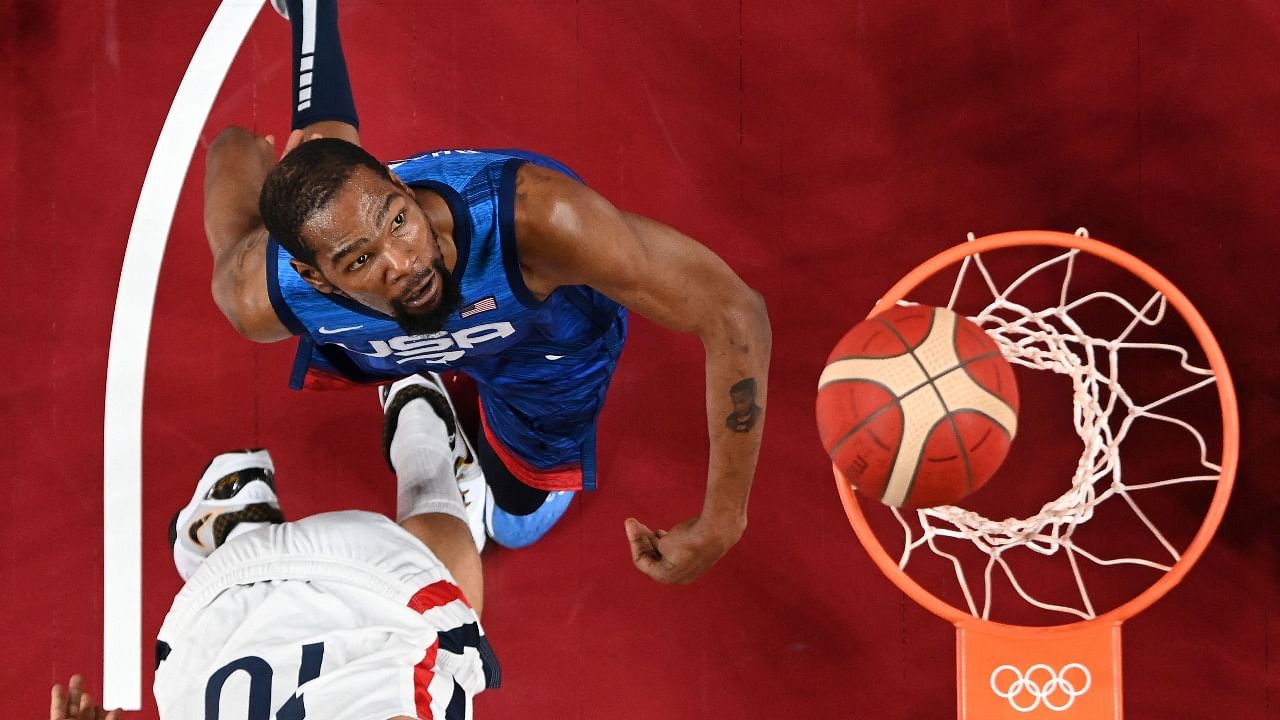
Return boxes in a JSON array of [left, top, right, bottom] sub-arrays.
[[625, 516, 664, 571], [624, 515, 739, 584], [280, 119, 362, 158], [50, 675, 121, 720], [280, 128, 324, 158]]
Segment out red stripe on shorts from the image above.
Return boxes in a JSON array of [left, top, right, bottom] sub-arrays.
[[407, 580, 467, 718], [408, 579, 472, 612], [301, 367, 360, 391], [412, 637, 440, 719], [478, 398, 582, 491]]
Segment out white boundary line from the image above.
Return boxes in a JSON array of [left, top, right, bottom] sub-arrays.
[[102, 0, 262, 708]]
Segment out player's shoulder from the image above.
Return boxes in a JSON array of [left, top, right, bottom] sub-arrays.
[[513, 160, 601, 232], [390, 148, 510, 172], [510, 160, 624, 297]]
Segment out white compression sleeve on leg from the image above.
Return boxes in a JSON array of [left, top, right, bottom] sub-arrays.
[[389, 399, 469, 525]]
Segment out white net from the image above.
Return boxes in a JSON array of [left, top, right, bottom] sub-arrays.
[[892, 229, 1227, 622]]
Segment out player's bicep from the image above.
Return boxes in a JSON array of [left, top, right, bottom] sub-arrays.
[[609, 212, 753, 335], [519, 168, 753, 336]]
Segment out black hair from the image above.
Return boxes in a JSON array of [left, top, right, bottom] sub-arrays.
[[258, 137, 392, 265]]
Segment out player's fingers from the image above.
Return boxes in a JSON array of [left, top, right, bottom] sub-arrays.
[[79, 692, 97, 718], [624, 518, 654, 546], [633, 545, 688, 584], [624, 518, 662, 564], [105, 711, 123, 720], [650, 537, 699, 585], [640, 556, 682, 584], [282, 129, 305, 157], [51, 683, 67, 720], [627, 536, 663, 574], [67, 675, 84, 718], [632, 549, 662, 573], [627, 532, 659, 562]]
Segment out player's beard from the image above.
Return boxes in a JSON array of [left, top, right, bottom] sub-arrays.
[[390, 258, 463, 336]]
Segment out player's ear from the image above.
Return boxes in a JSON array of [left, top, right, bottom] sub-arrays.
[[291, 258, 341, 295]]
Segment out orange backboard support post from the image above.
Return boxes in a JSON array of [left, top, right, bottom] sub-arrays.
[[957, 618, 1122, 719]]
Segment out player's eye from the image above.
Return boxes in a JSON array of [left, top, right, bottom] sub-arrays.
[[350, 253, 370, 270], [392, 211, 405, 229]]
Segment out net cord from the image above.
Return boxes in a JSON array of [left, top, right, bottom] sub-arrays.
[[888, 230, 1226, 622]]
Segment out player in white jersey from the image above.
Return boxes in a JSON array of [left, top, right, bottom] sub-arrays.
[[53, 373, 497, 720]]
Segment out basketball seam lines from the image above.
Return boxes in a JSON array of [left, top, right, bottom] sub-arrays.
[[826, 378, 902, 458], [876, 311, 975, 501], [945, 317, 977, 493], [824, 347, 1004, 371], [822, 314, 1014, 505], [821, 351, 1011, 453], [873, 313, 937, 503]]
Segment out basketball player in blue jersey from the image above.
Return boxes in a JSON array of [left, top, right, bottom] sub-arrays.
[[204, 0, 771, 584]]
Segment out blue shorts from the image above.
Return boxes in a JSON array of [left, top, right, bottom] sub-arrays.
[[474, 311, 626, 492]]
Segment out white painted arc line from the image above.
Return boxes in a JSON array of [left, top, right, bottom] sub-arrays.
[[102, 0, 264, 709]]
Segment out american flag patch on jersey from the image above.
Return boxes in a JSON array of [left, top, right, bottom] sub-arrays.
[[460, 296, 498, 318]]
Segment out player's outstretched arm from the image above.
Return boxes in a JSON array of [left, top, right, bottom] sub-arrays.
[[203, 127, 291, 342], [516, 164, 772, 584], [203, 0, 364, 340], [49, 675, 121, 720]]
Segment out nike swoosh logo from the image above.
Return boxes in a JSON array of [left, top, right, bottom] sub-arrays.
[[544, 354, 565, 360], [318, 325, 364, 335]]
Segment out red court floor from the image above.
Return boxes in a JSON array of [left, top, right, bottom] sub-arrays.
[[4, 1, 1277, 717]]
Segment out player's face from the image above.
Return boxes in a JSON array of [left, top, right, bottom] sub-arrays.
[[296, 167, 462, 334]]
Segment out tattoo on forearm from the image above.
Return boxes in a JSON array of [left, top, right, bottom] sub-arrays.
[[725, 377, 762, 432]]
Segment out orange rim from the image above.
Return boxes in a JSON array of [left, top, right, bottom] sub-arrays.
[[840, 230, 1240, 631]]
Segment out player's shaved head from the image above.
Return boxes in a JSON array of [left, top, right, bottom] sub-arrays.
[[259, 137, 391, 265]]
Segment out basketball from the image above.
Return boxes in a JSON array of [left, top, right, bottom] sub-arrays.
[[816, 305, 1020, 508]]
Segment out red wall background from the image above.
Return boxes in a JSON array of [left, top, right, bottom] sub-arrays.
[[2, 1, 1276, 716]]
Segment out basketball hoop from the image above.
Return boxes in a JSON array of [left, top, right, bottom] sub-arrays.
[[833, 230, 1238, 718]]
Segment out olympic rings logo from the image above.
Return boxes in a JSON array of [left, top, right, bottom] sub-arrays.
[[989, 663, 1092, 712]]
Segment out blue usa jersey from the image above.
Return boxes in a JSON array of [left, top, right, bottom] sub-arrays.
[[265, 148, 627, 490]]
